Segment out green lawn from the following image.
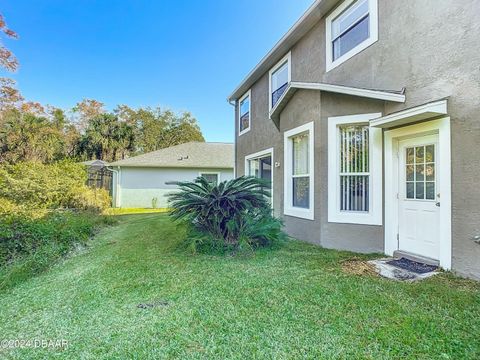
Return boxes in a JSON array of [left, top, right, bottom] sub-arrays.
[[1, 214, 479, 359]]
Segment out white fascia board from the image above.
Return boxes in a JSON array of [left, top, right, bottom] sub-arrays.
[[291, 82, 406, 103], [370, 100, 448, 128]]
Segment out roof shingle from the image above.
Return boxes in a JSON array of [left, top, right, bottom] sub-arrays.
[[108, 142, 234, 169]]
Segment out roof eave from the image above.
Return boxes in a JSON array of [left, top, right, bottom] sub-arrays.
[[269, 81, 406, 123], [228, 0, 339, 102]]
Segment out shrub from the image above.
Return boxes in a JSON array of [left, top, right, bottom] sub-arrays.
[[0, 161, 111, 212], [167, 176, 285, 253], [0, 211, 106, 289]]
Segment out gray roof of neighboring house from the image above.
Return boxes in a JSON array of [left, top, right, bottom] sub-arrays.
[[228, 0, 339, 102], [108, 142, 234, 169], [81, 159, 108, 167]]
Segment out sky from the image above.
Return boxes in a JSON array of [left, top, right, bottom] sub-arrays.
[[1, 0, 313, 142]]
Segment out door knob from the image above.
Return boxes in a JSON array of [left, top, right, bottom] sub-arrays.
[[435, 202, 441, 207]]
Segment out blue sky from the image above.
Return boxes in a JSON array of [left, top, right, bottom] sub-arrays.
[[1, 0, 312, 142]]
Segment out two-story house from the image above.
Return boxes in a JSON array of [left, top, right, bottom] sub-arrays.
[[228, 0, 480, 279]]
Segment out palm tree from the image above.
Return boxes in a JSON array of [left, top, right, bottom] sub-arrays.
[[167, 176, 271, 245]]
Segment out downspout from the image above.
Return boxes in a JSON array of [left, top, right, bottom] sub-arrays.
[[106, 166, 121, 208], [227, 98, 237, 178]]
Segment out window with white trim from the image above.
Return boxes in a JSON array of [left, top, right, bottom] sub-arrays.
[[284, 122, 314, 220], [245, 148, 274, 207], [292, 133, 310, 208], [200, 172, 219, 185], [238, 90, 251, 135], [339, 125, 369, 212], [269, 52, 291, 111], [326, 0, 378, 71], [328, 113, 382, 225]]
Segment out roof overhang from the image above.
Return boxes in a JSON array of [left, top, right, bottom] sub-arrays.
[[269, 81, 406, 123], [228, 0, 339, 102], [370, 99, 448, 129]]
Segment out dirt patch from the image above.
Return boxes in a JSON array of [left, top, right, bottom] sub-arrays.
[[341, 259, 378, 277], [137, 300, 169, 309]]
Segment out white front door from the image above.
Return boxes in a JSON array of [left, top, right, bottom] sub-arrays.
[[398, 135, 440, 260]]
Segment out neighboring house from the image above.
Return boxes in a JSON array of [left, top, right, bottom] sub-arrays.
[[228, 0, 480, 279], [108, 142, 234, 208]]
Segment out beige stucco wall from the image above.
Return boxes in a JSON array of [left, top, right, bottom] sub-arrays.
[[235, 0, 480, 279]]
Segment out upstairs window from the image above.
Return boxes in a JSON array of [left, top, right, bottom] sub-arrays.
[[239, 90, 251, 135], [269, 52, 291, 111], [326, 0, 378, 71]]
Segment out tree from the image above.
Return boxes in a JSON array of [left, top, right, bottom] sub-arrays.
[[79, 113, 135, 162], [0, 13, 18, 72], [72, 99, 106, 131], [0, 109, 65, 163], [0, 77, 23, 111], [114, 105, 204, 154], [0, 13, 22, 113]]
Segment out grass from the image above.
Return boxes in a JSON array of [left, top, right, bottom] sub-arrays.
[[1, 213, 479, 359], [103, 208, 170, 215]]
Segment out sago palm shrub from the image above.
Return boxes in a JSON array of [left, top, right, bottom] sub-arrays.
[[167, 176, 285, 253]]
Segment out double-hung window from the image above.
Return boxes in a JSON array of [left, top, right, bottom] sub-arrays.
[[269, 52, 291, 111], [328, 113, 382, 225], [284, 122, 314, 220], [239, 90, 251, 135], [339, 125, 369, 212], [326, 0, 378, 71]]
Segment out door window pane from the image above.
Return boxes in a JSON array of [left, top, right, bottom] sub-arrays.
[[425, 145, 435, 162], [425, 164, 435, 181], [406, 165, 414, 181], [416, 182, 425, 199], [415, 165, 425, 181], [426, 182, 435, 200], [406, 182, 415, 199], [415, 146, 424, 163], [405, 144, 436, 200]]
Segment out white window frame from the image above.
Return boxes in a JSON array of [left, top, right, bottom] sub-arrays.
[[268, 51, 291, 112], [284, 122, 314, 220], [328, 113, 382, 225], [325, 0, 378, 72], [198, 171, 221, 184], [238, 89, 251, 136], [245, 147, 274, 209]]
